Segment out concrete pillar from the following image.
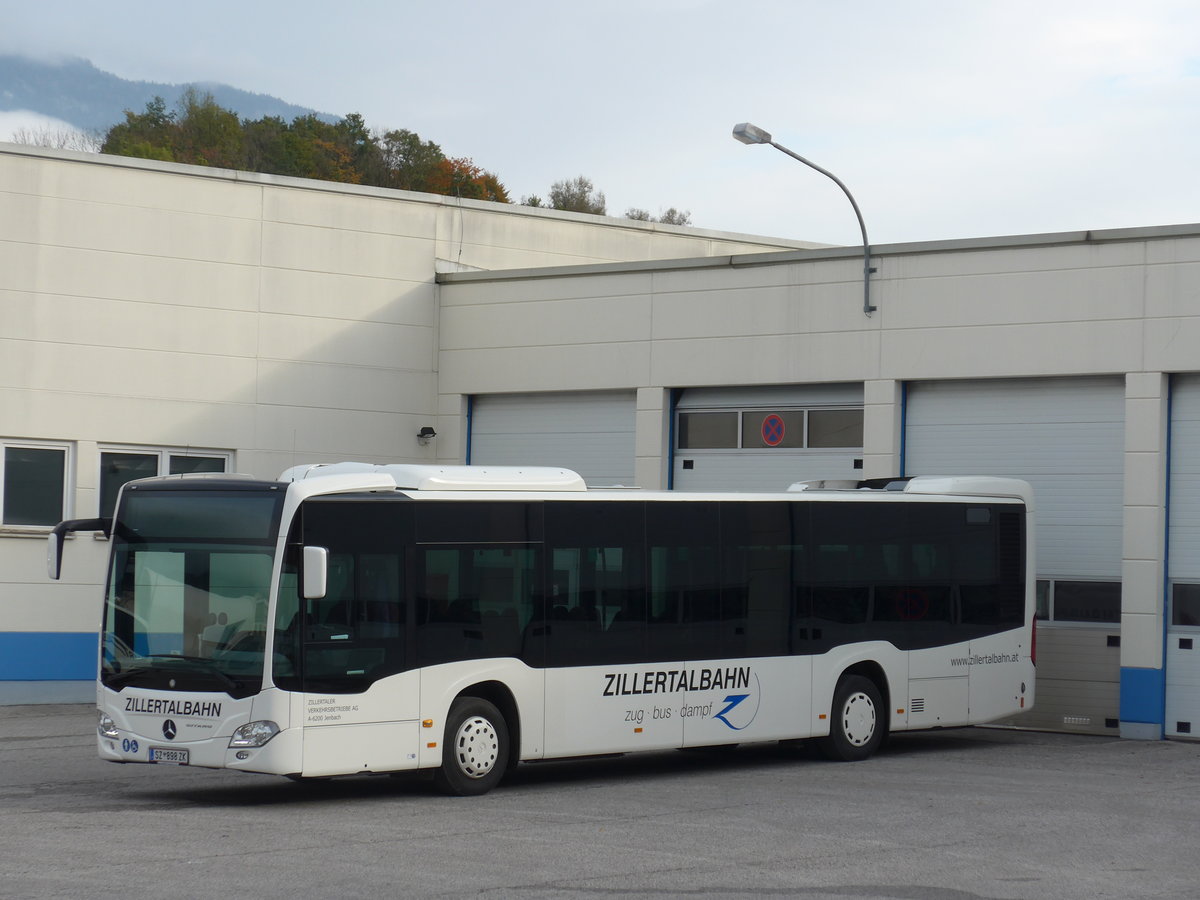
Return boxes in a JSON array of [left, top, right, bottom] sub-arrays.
[[1119, 372, 1169, 740], [634, 387, 672, 490], [435, 393, 470, 464], [862, 379, 903, 480]]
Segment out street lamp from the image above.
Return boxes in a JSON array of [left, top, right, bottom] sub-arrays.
[[732, 122, 877, 316]]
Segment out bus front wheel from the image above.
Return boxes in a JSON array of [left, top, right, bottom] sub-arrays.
[[817, 675, 885, 762], [434, 697, 509, 796]]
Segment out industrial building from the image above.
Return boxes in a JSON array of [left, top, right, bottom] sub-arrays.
[[3, 143, 1197, 742]]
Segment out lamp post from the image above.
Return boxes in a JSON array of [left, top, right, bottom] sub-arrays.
[[732, 122, 876, 316]]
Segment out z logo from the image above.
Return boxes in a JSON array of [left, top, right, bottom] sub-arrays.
[[713, 694, 750, 730]]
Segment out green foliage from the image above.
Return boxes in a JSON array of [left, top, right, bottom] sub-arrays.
[[99, 94, 509, 201], [624, 206, 692, 226], [378, 129, 445, 192], [98, 93, 691, 224], [657, 207, 692, 226], [101, 95, 177, 160], [548, 175, 606, 215]]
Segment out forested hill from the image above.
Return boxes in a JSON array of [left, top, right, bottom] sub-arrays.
[[0, 54, 333, 134]]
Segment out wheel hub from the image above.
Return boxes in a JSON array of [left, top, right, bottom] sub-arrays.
[[453, 715, 499, 778], [841, 691, 876, 747]]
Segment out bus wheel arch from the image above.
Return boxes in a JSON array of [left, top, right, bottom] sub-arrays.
[[818, 663, 889, 762]]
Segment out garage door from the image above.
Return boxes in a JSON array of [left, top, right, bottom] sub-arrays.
[[1167, 374, 1200, 738], [906, 376, 1125, 735], [674, 384, 864, 492], [469, 391, 636, 487]]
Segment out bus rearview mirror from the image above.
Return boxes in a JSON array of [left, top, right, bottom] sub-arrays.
[[47, 532, 63, 581], [302, 546, 329, 600]]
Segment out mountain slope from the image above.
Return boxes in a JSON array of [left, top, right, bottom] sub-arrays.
[[0, 54, 335, 135]]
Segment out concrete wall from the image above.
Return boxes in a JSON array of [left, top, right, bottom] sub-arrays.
[[439, 225, 1200, 736], [0, 144, 804, 700], [7, 141, 1200, 731]]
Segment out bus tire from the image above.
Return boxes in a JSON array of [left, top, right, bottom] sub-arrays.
[[817, 674, 885, 762], [434, 697, 509, 796]]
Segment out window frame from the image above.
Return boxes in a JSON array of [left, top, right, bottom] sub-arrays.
[[677, 406, 864, 451], [0, 439, 74, 531], [1035, 578, 1122, 626], [1170, 582, 1200, 631], [98, 445, 233, 518]]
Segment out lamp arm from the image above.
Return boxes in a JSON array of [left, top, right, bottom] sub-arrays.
[[769, 142, 877, 316]]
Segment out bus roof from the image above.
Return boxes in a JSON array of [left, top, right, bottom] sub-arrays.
[[275, 464, 1032, 508], [278, 462, 587, 492]]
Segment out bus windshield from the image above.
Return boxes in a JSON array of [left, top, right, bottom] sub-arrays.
[[100, 488, 283, 699]]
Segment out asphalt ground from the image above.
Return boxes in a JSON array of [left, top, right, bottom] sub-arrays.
[[2, 703, 1198, 900]]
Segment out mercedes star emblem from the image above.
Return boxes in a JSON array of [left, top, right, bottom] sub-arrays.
[[162, 719, 177, 740]]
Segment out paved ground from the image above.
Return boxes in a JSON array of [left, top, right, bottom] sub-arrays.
[[2, 703, 1199, 899]]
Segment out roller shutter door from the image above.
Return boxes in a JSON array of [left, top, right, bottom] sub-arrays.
[[674, 384, 864, 492], [1167, 375, 1200, 738], [469, 391, 635, 487], [906, 376, 1125, 735]]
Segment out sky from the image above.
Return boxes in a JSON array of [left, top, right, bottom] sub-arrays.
[[3, 0, 1199, 246]]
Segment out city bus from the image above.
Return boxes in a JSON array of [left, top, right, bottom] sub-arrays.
[[48, 464, 1035, 795]]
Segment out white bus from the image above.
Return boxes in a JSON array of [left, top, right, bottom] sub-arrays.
[[49, 464, 1035, 795]]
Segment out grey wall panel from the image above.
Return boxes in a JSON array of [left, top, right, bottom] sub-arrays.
[[673, 451, 862, 492], [674, 384, 864, 492], [470, 391, 636, 487], [677, 383, 863, 410], [906, 376, 1125, 580], [1167, 375, 1200, 737], [1170, 375, 1200, 581]]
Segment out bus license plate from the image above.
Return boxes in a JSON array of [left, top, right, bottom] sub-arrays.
[[149, 747, 189, 765]]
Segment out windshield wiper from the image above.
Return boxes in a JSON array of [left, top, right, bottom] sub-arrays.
[[143, 654, 243, 693]]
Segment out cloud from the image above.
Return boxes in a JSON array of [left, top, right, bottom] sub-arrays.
[[0, 110, 86, 143]]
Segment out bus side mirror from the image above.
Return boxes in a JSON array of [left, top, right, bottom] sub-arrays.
[[46, 518, 110, 580], [302, 546, 328, 600], [47, 532, 64, 581]]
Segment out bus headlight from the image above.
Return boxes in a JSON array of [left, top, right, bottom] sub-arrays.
[[97, 710, 119, 739], [229, 721, 280, 748]]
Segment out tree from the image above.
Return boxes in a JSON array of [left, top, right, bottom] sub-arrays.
[[623, 206, 693, 226], [428, 156, 510, 202], [97, 94, 511, 203], [657, 207, 692, 226], [11, 126, 101, 152], [549, 175, 606, 215], [173, 88, 243, 169], [378, 128, 446, 192], [100, 95, 176, 161]]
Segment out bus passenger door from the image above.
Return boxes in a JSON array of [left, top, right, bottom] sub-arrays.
[[289, 503, 421, 777]]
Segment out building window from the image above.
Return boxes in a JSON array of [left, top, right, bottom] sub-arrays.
[[99, 447, 231, 518], [1172, 584, 1200, 628], [1036, 579, 1121, 624], [808, 409, 865, 448], [1, 442, 70, 527], [678, 408, 863, 451], [678, 412, 738, 449], [740, 411, 805, 449]]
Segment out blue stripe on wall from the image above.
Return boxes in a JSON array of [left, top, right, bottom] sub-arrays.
[[1120, 666, 1166, 726], [0, 633, 97, 681]]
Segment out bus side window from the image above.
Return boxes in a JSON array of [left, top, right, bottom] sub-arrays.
[[543, 501, 646, 666]]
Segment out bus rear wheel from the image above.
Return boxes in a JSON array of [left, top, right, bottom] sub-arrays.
[[817, 674, 885, 762], [434, 697, 509, 796]]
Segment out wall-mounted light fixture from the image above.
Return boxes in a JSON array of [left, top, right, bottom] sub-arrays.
[[417, 426, 437, 445]]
